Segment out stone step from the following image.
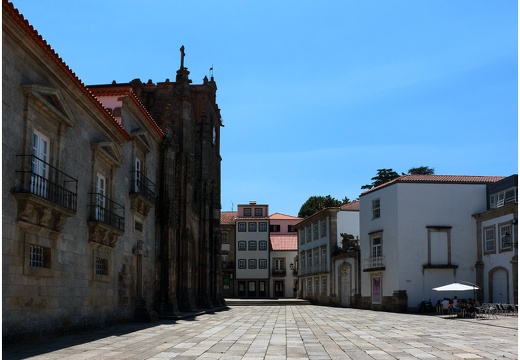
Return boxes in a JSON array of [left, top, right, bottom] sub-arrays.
[[224, 298, 311, 306]]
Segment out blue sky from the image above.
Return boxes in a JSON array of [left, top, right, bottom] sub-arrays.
[[11, 1, 518, 216]]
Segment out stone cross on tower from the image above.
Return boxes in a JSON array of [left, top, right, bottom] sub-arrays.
[[180, 45, 185, 69]]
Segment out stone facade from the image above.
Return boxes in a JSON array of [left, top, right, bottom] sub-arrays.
[[2, 2, 223, 343]]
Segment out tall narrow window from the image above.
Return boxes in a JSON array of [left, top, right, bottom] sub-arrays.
[[32, 131, 50, 197], [372, 199, 380, 219], [372, 237, 382, 258], [95, 174, 106, 221], [484, 226, 495, 253], [500, 224, 512, 250], [135, 158, 141, 192]]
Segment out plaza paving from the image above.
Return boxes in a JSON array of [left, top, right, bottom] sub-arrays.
[[3, 305, 518, 360]]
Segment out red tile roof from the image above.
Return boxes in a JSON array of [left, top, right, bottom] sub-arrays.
[[88, 86, 163, 138], [220, 211, 237, 225], [360, 174, 505, 196], [270, 235, 298, 251], [269, 212, 301, 220], [340, 201, 360, 211], [4, 1, 131, 141]]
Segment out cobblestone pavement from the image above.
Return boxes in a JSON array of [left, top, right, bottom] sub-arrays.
[[4, 305, 518, 359]]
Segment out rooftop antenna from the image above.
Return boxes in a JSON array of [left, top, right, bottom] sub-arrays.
[[209, 64, 214, 80], [231, 200, 234, 211]]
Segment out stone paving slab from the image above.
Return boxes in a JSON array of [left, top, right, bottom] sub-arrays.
[[3, 306, 518, 359]]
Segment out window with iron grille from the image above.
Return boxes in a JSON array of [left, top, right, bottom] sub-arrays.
[[95, 258, 108, 275], [29, 244, 50, 268]]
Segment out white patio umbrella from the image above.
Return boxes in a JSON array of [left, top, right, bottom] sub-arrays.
[[432, 282, 479, 292], [433, 281, 479, 302]]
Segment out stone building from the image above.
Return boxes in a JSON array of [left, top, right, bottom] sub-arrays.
[[2, 1, 223, 342]]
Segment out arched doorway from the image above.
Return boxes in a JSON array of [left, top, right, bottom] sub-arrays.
[[489, 267, 509, 303], [339, 263, 352, 307]]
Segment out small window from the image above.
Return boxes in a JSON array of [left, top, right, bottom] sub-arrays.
[[95, 258, 108, 275], [238, 259, 246, 269], [288, 225, 296, 232], [321, 276, 327, 294], [248, 259, 257, 269], [259, 240, 267, 251], [299, 230, 305, 245], [248, 222, 257, 232], [259, 259, 267, 269], [313, 222, 318, 240], [270, 224, 280, 232], [243, 208, 252, 217], [29, 244, 50, 268], [254, 208, 263, 217], [134, 219, 143, 232], [238, 241, 246, 251], [314, 277, 319, 293], [248, 241, 257, 251], [221, 232, 228, 243], [306, 227, 311, 243], [259, 222, 267, 232], [238, 222, 246, 232], [372, 199, 380, 219]]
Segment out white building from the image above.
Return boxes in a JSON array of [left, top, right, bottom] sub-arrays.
[[295, 202, 360, 305], [473, 175, 517, 304], [269, 213, 301, 298], [359, 175, 505, 312], [235, 202, 270, 297]]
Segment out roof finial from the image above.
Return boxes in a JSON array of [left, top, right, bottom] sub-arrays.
[[180, 45, 185, 70]]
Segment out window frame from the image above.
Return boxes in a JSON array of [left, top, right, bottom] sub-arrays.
[[372, 198, 381, 219], [259, 222, 267, 232], [238, 259, 246, 269], [248, 222, 257, 232], [248, 240, 257, 251], [484, 226, 496, 253], [238, 241, 246, 251], [238, 222, 246, 232], [259, 240, 268, 251]]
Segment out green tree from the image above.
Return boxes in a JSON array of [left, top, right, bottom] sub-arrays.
[[298, 195, 349, 218], [407, 166, 435, 175], [361, 168, 400, 190]]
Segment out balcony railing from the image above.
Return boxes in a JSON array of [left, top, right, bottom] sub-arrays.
[[298, 263, 328, 276], [363, 256, 385, 270], [16, 155, 78, 211], [130, 170, 155, 203], [88, 192, 125, 231], [272, 268, 287, 277]]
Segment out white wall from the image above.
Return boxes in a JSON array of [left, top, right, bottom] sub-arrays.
[[360, 182, 488, 307]]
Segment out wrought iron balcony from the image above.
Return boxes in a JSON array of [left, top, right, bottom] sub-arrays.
[[272, 268, 287, 277], [88, 192, 125, 248], [130, 170, 155, 203], [129, 170, 155, 216], [88, 193, 125, 231], [14, 155, 77, 232], [16, 155, 78, 211]]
